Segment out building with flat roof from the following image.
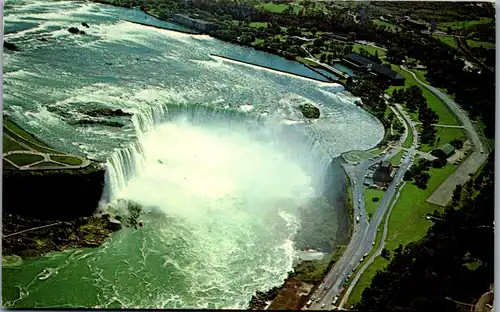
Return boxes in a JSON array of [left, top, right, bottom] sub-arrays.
[[431, 143, 456, 159], [173, 14, 218, 33], [344, 53, 405, 85], [373, 161, 394, 186]]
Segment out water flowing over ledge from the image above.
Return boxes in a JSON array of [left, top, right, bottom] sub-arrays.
[[102, 102, 336, 204]]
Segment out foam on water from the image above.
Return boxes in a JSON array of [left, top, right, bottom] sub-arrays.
[[3, 0, 384, 308]]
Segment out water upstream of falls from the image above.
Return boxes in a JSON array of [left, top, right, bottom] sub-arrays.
[[2, 0, 384, 308]]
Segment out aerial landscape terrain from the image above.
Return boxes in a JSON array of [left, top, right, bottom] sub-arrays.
[[2, 0, 495, 311]]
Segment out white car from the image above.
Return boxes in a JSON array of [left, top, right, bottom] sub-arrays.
[[364, 252, 369, 257], [321, 303, 326, 308]]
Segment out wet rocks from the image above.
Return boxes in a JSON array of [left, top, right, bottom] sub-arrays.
[[68, 27, 80, 34], [299, 103, 320, 119], [81, 22, 90, 28], [86, 108, 132, 118], [4, 41, 19, 51], [2, 213, 123, 258], [73, 119, 125, 128], [67, 27, 86, 35], [248, 287, 280, 310]]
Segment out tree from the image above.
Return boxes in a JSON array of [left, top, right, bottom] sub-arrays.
[[414, 171, 430, 189], [446, 26, 452, 35], [372, 197, 380, 202], [381, 248, 391, 260], [403, 170, 414, 181], [320, 53, 327, 63], [347, 31, 356, 41], [451, 184, 462, 206]]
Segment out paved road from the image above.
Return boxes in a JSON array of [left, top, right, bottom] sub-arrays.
[[308, 103, 416, 310], [338, 182, 405, 309], [400, 66, 489, 206]]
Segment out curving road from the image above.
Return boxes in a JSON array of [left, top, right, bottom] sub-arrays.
[[308, 102, 418, 310], [400, 66, 489, 207]]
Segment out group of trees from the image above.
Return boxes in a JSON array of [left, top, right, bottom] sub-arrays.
[[391, 86, 438, 145], [356, 151, 494, 312], [403, 159, 433, 189]]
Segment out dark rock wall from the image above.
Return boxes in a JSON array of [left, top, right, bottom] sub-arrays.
[[322, 156, 351, 247], [3, 162, 105, 220]]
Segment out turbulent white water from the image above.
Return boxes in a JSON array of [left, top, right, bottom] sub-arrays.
[[3, 0, 384, 309]]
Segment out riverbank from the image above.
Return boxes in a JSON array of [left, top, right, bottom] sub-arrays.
[[2, 213, 119, 258], [209, 54, 336, 84]]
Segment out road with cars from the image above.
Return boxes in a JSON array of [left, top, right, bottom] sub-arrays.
[[307, 103, 419, 311]]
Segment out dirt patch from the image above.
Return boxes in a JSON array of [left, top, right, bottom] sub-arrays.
[[268, 278, 314, 310]]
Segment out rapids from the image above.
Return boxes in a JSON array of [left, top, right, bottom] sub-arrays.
[[2, 0, 384, 308]]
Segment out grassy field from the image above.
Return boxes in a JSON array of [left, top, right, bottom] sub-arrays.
[[384, 163, 458, 251], [364, 188, 386, 220], [3, 159, 17, 169], [389, 149, 405, 166], [252, 39, 265, 46], [345, 163, 458, 306], [249, 22, 268, 28], [257, 2, 302, 14], [30, 161, 63, 168], [352, 44, 387, 58], [3, 136, 28, 153], [5, 153, 44, 166], [50, 155, 83, 166], [433, 34, 457, 49], [418, 126, 466, 152], [402, 118, 413, 149], [372, 19, 400, 32], [387, 65, 459, 125], [438, 18, 493, 31], [466, 39, 495, 49], [345, 255, 390, 307]]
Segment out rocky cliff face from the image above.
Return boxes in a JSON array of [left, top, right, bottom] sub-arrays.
[[3, 162, 105, 220]]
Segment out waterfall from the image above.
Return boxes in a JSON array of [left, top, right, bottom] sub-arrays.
[[101, 103, 335, 203]]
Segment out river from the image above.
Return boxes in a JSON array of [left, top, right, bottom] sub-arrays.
[[2, 0, 384, 308]]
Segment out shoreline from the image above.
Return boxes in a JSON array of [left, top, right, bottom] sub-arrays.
[[4, 3, 388, 307], [209, 54, 338, 84]]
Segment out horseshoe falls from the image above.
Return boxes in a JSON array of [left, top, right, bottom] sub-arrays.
[[2, 0, 384, 309]]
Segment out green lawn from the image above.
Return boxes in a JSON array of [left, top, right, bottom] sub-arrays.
[[372, 19, 400, 32], [257, 2, 302, 14], [296, 57, 319, 67], [50, 155, 83, 166], [364, 188, 386, 219], [433, 34, 457, 49], [346, 163, 459, 306], [3, 136, 28, 153], [5, 153, 44, 166], [352, 43, 386, 58], [410, 69, 430, 84], [418, 126, 466, 152], [466, 40, 495, 49], [252, 39, 265, 46], [389, 150, 406, 166], [345, 256, 390, 307], [30, 161, 64, 168], [388, 65, 459, 125], [249, 22, 268, 28], [385, 163, 458, 251], [3, 159, 17, 169], [402, 118, 414, 149], [438, 18, 493, 31]]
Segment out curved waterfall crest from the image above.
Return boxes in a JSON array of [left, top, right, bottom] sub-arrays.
[[102, 102, 335, 204]]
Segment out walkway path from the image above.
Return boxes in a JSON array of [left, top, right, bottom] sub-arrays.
[[3, 222, 63, 238], [3, 126, 91, 170], [401, 66, 489, 206], [308, 96, 417, 311], [338, 181, 405, 309]]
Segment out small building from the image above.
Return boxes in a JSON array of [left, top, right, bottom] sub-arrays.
[[373, 161, 393, 186], [344, 53, 405, 85], [172, 14, 218, 33], [431, 143, 456, 159]]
